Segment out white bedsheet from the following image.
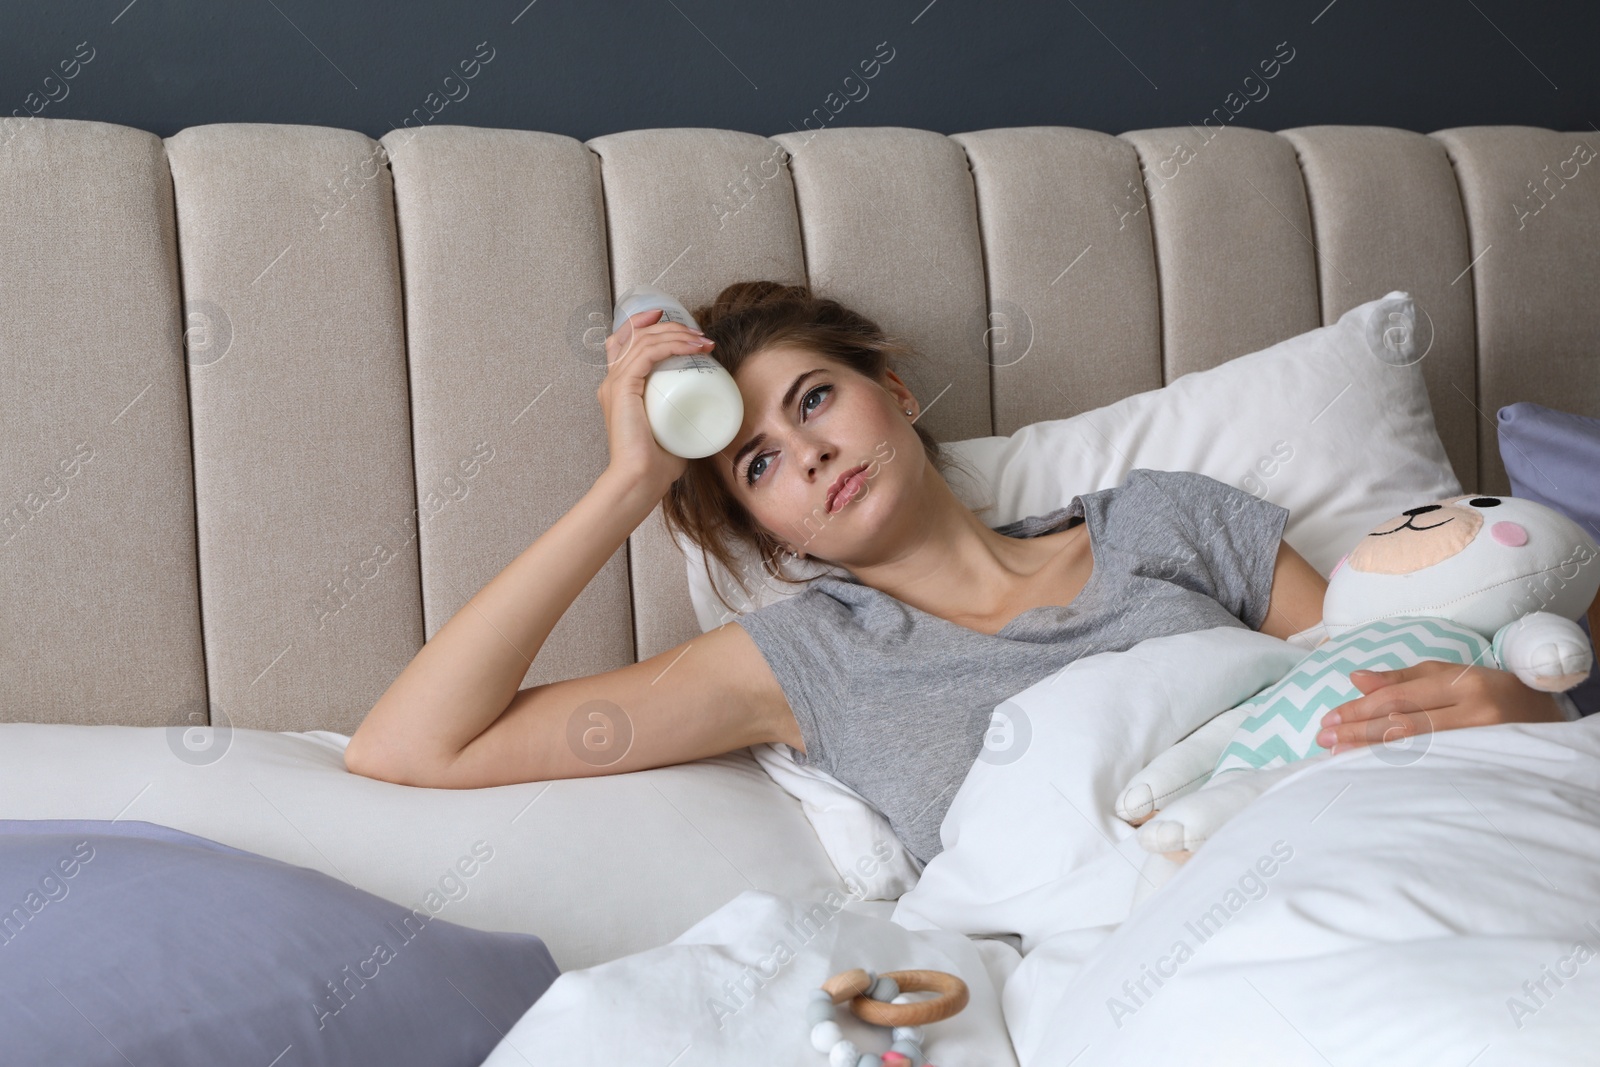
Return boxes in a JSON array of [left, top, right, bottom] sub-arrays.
[[1004, 714, 1600, 1065], [481, 890, 1022, 1066]]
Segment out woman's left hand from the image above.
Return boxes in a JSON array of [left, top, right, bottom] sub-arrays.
[[1315, 660, 1565, 755]]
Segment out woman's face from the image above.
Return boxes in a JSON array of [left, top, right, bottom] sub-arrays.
[[714, 344, 919, 567]]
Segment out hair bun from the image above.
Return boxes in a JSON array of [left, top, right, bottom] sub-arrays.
[[690, 280, 812, 332]]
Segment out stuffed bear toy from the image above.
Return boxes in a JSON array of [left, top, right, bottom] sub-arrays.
[[1117, 492, 1600, 867]]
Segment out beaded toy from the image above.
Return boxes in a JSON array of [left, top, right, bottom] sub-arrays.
[[807, 967, 969, 1067]]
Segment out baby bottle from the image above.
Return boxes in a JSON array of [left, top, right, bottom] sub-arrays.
[[610, 284, 745, 460]]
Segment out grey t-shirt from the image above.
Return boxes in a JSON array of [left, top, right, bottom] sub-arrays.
[[732, 467, 1292, 867]]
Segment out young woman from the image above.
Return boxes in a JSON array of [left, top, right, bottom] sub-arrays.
[[344, 281, 1566, 866]]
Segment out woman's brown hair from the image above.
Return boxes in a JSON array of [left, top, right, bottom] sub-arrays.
[[661, 279, 990, 621]]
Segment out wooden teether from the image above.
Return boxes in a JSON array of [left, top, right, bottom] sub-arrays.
[[822, 967, 969, 1026]]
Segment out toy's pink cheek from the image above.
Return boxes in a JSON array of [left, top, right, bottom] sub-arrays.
[[1491, 521, 1528, 547]]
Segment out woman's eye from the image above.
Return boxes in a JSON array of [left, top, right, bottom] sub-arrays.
[[745, 384, 830, 486], [802, 384, 830, 415]]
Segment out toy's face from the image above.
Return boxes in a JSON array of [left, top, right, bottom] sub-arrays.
[[1340, 495, 1506, 575], [1322, 492, 1600, 636]]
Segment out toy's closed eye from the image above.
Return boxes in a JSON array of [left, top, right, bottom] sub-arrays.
[[1469, 496, 1502, 507]]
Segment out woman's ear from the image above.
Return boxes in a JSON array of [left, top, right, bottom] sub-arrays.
[[882, 368, 916, 415]]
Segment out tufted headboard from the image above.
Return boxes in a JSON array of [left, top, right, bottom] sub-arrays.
[[1, 118, 1596, 732]]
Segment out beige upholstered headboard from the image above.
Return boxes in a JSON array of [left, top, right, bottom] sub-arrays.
[[1, 118, 1595, 731]]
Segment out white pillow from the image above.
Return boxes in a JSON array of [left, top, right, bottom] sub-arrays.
[[748, 742, 925, 900], [890, 626, 1305, 949], [684, 288, 1456, 627], [0, 724, 852, 973], [680, 290, 1460, 894]]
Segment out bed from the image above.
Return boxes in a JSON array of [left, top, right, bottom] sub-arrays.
[[1, 116, 1597, 1065]]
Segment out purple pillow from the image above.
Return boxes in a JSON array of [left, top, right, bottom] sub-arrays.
[[1497, 401, 1600, 716], [0, 819, 560, 1067]]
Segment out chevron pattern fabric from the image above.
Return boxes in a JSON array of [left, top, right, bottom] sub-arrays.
[[1210, 618, 1496, 777]]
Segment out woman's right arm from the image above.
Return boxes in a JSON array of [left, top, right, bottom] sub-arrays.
[[344, 308, 801, 787]]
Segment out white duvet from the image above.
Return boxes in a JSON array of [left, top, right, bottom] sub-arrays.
[[1005, 712, 1600, 1066], [486, 629, 1600, 1066]]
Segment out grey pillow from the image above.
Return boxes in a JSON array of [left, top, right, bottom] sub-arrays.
[[0, 819, 560, 1066], [1497, 401, 1600, 716]]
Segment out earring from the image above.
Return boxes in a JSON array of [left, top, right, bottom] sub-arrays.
[[905, 408, 914, 416]]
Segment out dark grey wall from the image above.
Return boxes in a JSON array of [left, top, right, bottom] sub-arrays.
[[1, 1, 1595, 142]]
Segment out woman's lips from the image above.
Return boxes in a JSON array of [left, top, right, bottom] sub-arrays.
[[828, 466, 869, 513]]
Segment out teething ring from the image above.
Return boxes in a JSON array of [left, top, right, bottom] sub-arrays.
[[821, 968, 969, 1027]]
